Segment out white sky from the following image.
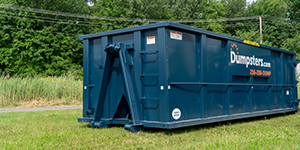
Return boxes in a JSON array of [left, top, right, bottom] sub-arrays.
[[247, 0, 257, 4]]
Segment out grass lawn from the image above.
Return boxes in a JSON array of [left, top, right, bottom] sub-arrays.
[[0, 109, 300, 149]]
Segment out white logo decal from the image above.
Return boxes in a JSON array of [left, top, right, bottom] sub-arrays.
[[172, 108, 181, 120], [230, 43, 271, 68]]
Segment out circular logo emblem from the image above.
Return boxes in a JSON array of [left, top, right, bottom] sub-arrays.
[[172, 108, 181, 120]]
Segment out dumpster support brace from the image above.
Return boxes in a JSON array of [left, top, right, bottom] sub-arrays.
[[92, 43, 143, 133]]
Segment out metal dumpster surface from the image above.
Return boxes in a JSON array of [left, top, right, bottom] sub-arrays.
[[78, 22, 299, 132]]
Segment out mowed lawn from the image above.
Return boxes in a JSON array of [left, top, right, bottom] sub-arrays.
[[0, 109, 300, 149]]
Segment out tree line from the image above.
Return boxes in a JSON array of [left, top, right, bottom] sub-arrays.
[[0, 0, 300, 77]]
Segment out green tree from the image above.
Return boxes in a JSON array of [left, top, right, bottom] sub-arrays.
[[170, 0, 206, 20], [0, 1, 88, 76], [6, 0, 92, 14], [224, 0, 247, 18], [89, 0, 173, 33], [128, 0, 172, 20], [169, 0, 225, 33], [234, 28, 261, 43], [282, 33, 300, 61], [246, 0, 288, 17], [0, 11, 84, 76], [91, 0, 172, 19], [91, 0, 131, 18], [287, 0, 300, 21], [234, 0, 292, 48]]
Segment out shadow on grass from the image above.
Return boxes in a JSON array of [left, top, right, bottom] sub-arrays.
[[142, 111, 298, 135], [79, 123, 93, 128], [77, 111, 298, 135], [79, 123, 125, 129]]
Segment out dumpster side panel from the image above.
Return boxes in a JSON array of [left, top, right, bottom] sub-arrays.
[[82, 39, 90, 119], [228, 42, 271, 113], [270, 51, 282, 109], [167, 28, 201, 121], [90, 38, 105, 114], [165, 28, 297, 125], [82, 37, 105, 119], [231, 84, 250, 114], [203, 37, 227, 118], [283, 54, 295, 108]]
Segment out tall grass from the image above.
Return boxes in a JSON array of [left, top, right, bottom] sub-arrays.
[[0, 75, 82, 108], [0, 74, 299, 108]]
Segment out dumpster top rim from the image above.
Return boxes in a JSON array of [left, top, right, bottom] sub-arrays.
[[79, 21, 295, 55]]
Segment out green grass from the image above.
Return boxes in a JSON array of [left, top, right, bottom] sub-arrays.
[[0, 75, 82, 108], [0, 109, 300, 149]]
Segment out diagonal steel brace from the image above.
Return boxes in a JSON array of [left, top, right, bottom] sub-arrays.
[[92, 43, 142, 128]]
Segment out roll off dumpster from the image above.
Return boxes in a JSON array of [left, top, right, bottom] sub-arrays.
[[78, 22, 299, 132]]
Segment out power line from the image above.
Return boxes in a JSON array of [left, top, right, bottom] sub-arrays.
[[264, 25, 300, 32], [263, 16, 300, 28], [0, 12, 145, 31], [191, 22, 259, 29], [0, 4, 264, 23], [264, 17, 300, 28], [264, 22, 300, 29], [0, 13, 262, 36], [0, 13, 105, 27], [175, 16, 262, 23], [0, 4, 155, 22], [264, 16, 295, 22], [0, 10, 133, 26], [0, 19, 261, 38], [0, 25, 79, 36], [0, 4, 297, 37]]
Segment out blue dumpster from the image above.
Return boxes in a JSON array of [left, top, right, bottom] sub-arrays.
[[78, 22, 299, 132]]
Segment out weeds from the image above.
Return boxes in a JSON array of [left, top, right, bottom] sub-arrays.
[[0, 75, 82, 108]]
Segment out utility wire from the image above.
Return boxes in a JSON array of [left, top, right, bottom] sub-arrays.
[[0, 9, 263, 29], [0, 20, 261, 37], [0, 12, 260, 30], [190, 22, 259, 29], [0, 25, 79, 36], [176, 16, 262, 23], [0, 4, 264, 23], [264, 18, 300, 28], [263, 16, 300, 28], [264, 25, 300, 32], [0, 13, 106, 27], [0, 4, 154, 22], [1, 4, 296, 37], [0, 10, 133, 26], [265, 21, 299, 28]]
